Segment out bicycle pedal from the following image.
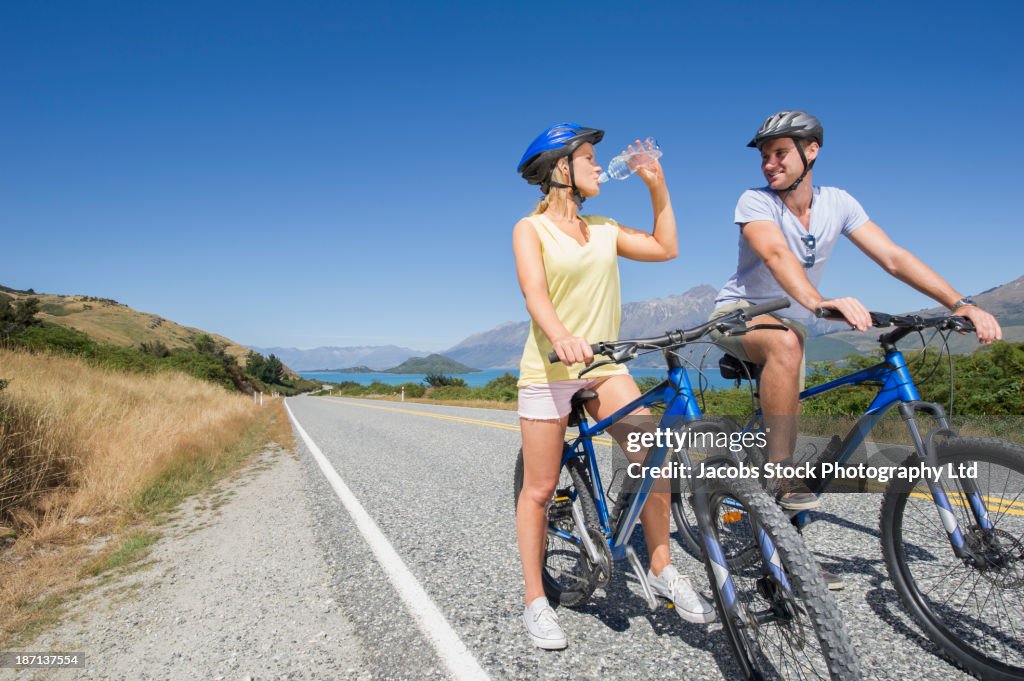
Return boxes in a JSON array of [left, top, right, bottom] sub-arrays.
[[548, 493, 573, 519]]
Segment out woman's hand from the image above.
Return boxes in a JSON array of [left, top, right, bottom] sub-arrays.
[[551, 335, 594, 366], [626, 138, 664, 188]]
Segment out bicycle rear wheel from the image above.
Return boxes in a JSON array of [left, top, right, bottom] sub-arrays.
[[513, 447, 610, 607], [880, 437, 1024, 680], [704, 473, 861, 680]]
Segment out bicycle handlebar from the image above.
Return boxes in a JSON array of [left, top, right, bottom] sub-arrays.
[[814, 307, 976, 333], [547, 298, 791, 365], [742, 298, 792, 319]]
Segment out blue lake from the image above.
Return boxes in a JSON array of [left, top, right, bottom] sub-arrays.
[[299, 367, 733, 390]]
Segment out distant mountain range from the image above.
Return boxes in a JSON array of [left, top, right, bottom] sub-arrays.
[[809, 274, 1024, 359], [443, 284, 720, 369], [262, 275, 1024, 372], [309, 353, 479, 375]]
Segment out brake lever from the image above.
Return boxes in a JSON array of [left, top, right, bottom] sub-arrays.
[[577, 344, 637, 378], [578, 358, 619, 378]]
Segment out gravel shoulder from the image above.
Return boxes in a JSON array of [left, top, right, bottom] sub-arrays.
[[5, 448, 373, 681]]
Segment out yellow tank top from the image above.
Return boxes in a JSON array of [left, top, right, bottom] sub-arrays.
[[518, 214, 630, 387]]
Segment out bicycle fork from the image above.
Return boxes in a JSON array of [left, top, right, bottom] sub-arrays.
[[693, 480, 796, 625], [902, 405, 997, 565]]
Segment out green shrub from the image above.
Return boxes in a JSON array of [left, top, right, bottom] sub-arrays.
[[636, 376, 661, 394], [475, 372, 517, 401], [398, 382, 426, 398], [424, 374, 467, 388], [164, 351, 236, 390], [430, 385, 472, 400], [139, 340, 170, 357], [12, 324, 97, 355]]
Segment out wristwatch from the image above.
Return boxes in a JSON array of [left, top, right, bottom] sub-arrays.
[[949, 296, 976, 312]]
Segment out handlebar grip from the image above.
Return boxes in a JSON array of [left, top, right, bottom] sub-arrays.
[[947, 316, 976, 332], [814, 307, 845, 320], [742, 298, 791, 319], [547, 344, 605, 364]]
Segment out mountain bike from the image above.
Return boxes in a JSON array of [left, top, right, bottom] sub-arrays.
[[670, 308, 1024, 680], [513, 299, 861, 680]]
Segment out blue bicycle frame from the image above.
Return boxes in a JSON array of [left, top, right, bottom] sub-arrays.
[[748, 337, 993, 561], [557, 350, 792, 612], [564, 363, 701, 561]]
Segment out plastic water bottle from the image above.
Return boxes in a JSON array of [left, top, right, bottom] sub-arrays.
[[599, 137, 663, 183]]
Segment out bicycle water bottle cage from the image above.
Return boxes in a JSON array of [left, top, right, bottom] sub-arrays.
[[567, 389, 598, 427], [719, 354, 762, 383]]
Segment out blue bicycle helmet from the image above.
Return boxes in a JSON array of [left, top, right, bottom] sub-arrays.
[[517, 123, 604, 204]]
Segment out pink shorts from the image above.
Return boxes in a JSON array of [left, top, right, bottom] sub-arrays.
[[517, 379, 600, 420]]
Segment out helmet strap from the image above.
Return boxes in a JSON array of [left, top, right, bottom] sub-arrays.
[[545, 155, 585, 207], [784, 138, 813, 192], [567, 153, 584, 208]]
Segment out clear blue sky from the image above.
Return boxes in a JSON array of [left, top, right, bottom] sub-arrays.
[[3, 1, 1022, 351]]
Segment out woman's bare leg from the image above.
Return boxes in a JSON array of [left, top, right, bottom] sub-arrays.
[[517, 415, 568, 604]]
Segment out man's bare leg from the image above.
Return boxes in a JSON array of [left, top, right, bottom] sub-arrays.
[[737, 316, 818, 510]]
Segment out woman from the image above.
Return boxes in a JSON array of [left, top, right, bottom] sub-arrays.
[[513, 123, 714, 650]]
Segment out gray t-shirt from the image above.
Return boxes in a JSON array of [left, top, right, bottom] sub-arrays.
[[715, 186, 870, 323]]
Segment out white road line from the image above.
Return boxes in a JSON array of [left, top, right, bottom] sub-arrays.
[[284, 399, 491, 681]]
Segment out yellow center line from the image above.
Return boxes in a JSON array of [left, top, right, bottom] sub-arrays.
[[909, 490, 1024, 515], [322, 397, 615, 445], [321, 401, 1024, 515]]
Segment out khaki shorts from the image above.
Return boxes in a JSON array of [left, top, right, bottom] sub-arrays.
[[708, 300, 808, 391]]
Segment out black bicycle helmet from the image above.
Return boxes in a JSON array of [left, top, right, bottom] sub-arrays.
[[517, 123, 604, 205], [747, 110, 824, 149], [748, 110, 823, 192]]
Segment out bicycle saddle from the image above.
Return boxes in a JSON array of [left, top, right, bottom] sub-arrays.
[[567, 389, 599, 427], [719, 354, 762, 382]]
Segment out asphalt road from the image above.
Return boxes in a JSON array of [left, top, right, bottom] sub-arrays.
[[286, 395, 977, 681]]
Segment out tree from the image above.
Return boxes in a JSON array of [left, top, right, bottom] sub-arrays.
[[191, 333, 221, 355], [245, 351, 267, 378], [263, 354, 285, 384], [139, 340, 170, 357], [0, 297, 42, 343], [424, 374, 467, 388], [244, 350, 284, 384]]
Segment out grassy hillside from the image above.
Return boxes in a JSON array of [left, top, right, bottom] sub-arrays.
[[0, 286, 253, 365], [1, 285, 315, 395]]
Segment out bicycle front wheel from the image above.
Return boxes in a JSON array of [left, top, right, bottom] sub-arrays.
[[513, 447, 609, 608], [671, 418, 761, 570], [880, 436, 1024, 680], [704, 473, 861, 681]]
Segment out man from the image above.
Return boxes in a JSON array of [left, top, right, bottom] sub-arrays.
[[712, 110, 1002, 511]]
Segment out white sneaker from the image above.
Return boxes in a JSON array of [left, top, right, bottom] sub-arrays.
[[523, 596, 568, 650], [647, 565, 717, 623]]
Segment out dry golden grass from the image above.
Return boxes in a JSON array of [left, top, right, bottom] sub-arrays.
[[0, 347, 292, 645]]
